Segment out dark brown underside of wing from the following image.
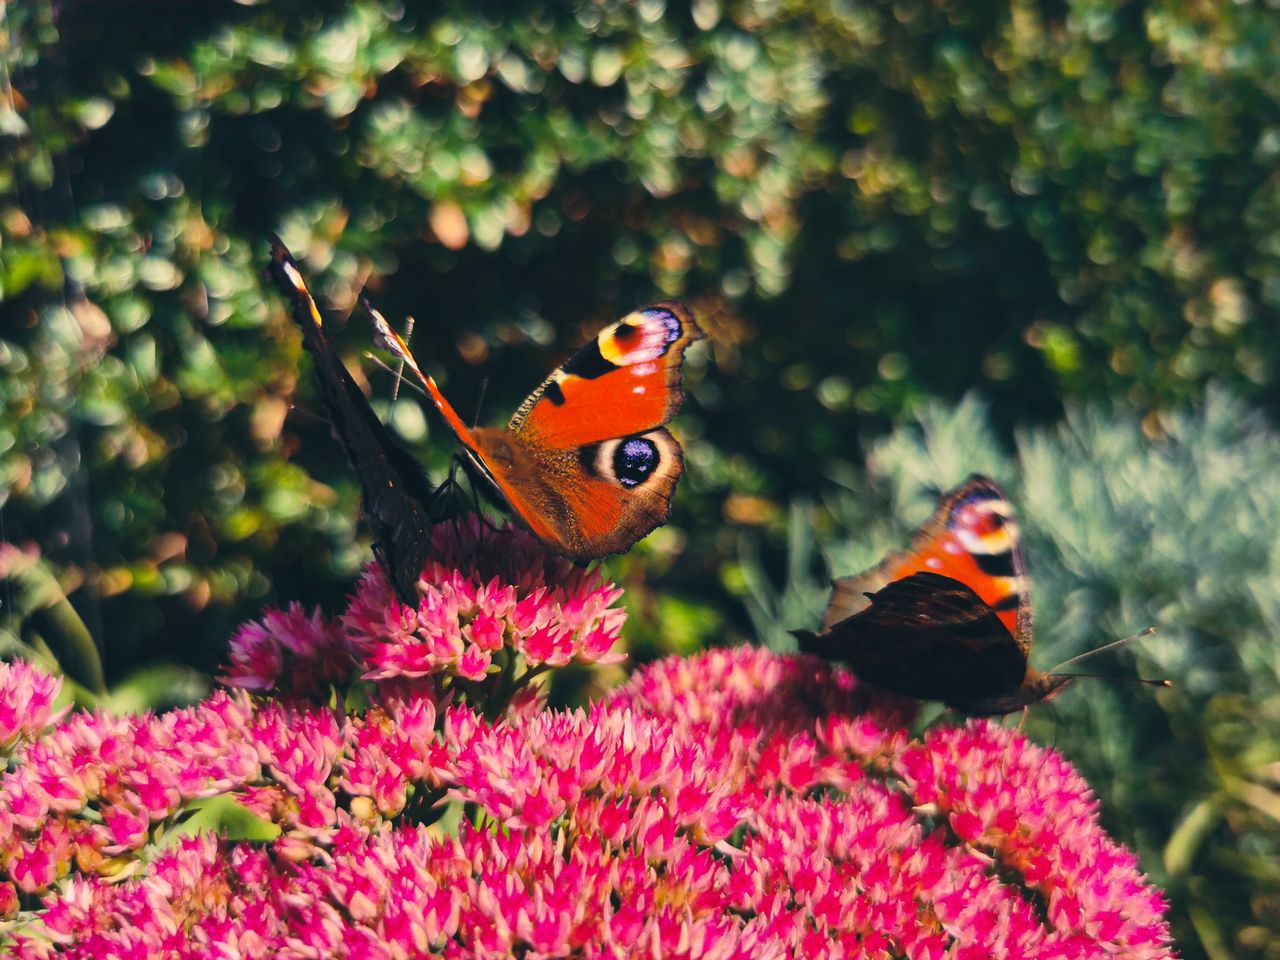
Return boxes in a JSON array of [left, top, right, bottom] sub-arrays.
[[798, 571, 1029, 713], [266, 242, 436, 605]]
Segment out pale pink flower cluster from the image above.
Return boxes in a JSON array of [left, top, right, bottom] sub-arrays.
[[0, 527, 1175, 957]]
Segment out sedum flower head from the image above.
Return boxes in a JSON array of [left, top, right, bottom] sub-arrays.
[[220, 602, 355, 698], [0, 530, 1175, 957], [223, 518, 626, 710], [0, 659, 65, 755], [346, 517, 627, 682]]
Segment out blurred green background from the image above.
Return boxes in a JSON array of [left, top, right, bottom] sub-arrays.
[[2, 0, 1278, 955]]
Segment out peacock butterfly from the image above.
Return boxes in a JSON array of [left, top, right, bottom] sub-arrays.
[[793, 475, 1073, 715], [367, 287, 703, 563], [266, 238, 441, 605], [268, 237, 703, 596]]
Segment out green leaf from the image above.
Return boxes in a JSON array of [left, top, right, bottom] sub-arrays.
[[159, 796, 281, 847]]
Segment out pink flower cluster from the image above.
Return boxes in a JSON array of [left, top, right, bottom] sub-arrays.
[[0, 524, 1176, 958], [0, 686, 459, 900], [0, 659, 64, 754], [1, 654, 1175, 958], [222, 517, 626, 705], [220, 603, 353, 699]]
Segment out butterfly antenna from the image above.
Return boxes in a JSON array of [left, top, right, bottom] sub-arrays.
[[1048, 627, 1157, 674], [362, 352, 431, 401], [1055, 672, 1172, 688], [1045, 627, 1170, 688], [395, 315, 417, 402]]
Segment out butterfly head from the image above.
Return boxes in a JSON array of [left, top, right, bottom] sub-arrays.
[[952, 668, 1074, 716]]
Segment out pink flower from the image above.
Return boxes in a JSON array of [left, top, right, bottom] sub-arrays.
[[0, 586, 1175, 958], [897, 722, 1172, 955], [343, 517, 627, 688], [339, 689, 449, 818], [0, 660, 65, 753], [220, 602, 355, 698]]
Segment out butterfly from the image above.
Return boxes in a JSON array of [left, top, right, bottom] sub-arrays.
[[266, 238, 441, 604], [793, 475, 1073, 715], [267, 238, 703, 603], [367, 285, 703, 563]]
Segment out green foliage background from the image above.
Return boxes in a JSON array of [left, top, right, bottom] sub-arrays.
[[3, 0, 1278, 955]]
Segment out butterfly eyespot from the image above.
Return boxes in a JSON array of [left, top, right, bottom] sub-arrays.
[[975, 512, 1005, 535], [613, 437, 659, 488], [581, 435, 663, 488], [640, 307, 683, 348]]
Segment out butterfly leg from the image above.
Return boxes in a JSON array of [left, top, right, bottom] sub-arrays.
[[453, 454, 503, 535], [434, 455, 499, 568], [424, 458, 472, 560], [427, 458, 463, 513], [1018, 705, 1030, 731], [437, 460, 478, 568]]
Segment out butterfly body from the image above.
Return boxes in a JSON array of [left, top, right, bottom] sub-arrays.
[[796, 476, 1070, 716], [375, 301, 701, 562]]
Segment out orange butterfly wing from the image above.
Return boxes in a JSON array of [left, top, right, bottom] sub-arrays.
[[508, 302, 703, 449], [454, 425, 685, 561], [822, 476, 1031, 649], [546, 428, 685, 556], [368, 300, 701, 561]]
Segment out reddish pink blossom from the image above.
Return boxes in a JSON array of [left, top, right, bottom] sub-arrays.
[[218, 518, 627, 719], [0, 693, 260, 892], [897, 722, 1172, 955], [219, 602, 355, 698], [342, 517, 627, 684], [339, 688, 449, 819], [0, 660, 65, 753], [0, 548, 1175, 958], [0, 684, 460, 900]]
